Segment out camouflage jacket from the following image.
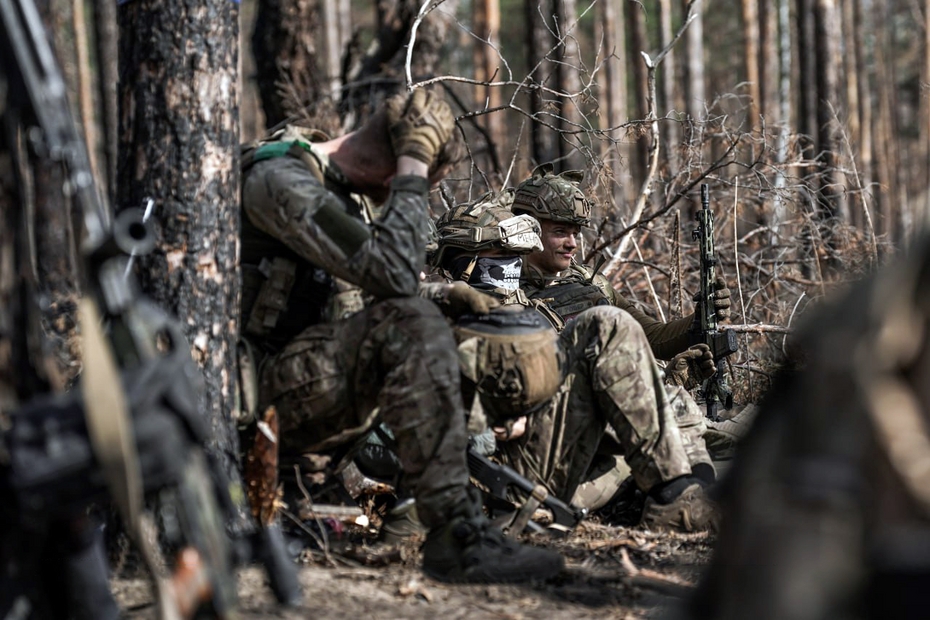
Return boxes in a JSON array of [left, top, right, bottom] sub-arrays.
[[240, 126, 431, 351], [521, 261, 694, 360]]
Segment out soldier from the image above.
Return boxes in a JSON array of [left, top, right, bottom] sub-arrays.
[[427, 193, 718, 532], [511, 164, 730, 373], [682, 231, 930, 620], [238, 89, 563, 583]]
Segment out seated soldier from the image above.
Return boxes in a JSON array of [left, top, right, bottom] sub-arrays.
[[512, 164, 732, 358], [424, 192, 718, 532], [238, 89, 562, 583]]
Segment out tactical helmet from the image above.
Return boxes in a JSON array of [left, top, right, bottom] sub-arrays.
[[455, 306, 563, 425], [512, 163, 591, 225], [431, 190, 543, 267]]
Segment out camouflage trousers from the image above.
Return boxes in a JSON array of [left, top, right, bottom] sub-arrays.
[[498, 306, 702, 501], [258, 297, 470, 528]]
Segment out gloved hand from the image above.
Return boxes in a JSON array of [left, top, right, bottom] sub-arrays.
[[693, 275, 732, 323], [666, 343, 716, 391], [385, 89, 455, 166], [711, 276, 732, 321], [438, 281, 501, 319]]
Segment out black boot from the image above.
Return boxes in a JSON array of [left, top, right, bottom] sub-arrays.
[[421, 495, 563, 583]]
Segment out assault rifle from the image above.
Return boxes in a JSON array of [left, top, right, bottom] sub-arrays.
[[692, 184, 738, 421], [1, 0, 297, 614], [467, 446, 587, 534]]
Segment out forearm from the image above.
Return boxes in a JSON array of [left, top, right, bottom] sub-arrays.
[[614, 294, 694, 360]]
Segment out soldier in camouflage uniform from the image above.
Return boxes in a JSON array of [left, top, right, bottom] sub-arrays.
[[680, 231, 930, 620], [428, 193, 718, 532], [509, 166, 735, 500], [511, 163, 731, 367], [239, 90, 563, 583]]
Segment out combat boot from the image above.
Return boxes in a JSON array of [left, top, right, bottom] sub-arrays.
[[640, 483, 719, 533], [379, 498, 427, 544], [421, 500, 564, 583]]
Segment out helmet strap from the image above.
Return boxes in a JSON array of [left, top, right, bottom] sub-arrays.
[[459, 255, 479, 283]]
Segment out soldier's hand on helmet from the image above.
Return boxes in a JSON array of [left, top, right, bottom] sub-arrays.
[[438, 281, 501, 319], [385, 89, 455, 166], [666, 343, 716, 391]]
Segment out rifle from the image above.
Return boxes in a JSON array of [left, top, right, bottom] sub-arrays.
[[692, 184, 738, 421], [0, 0, 297, 615], [0, 0, 241, 616], [467, 446, 587, 534]]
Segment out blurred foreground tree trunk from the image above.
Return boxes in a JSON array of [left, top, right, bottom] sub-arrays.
[[117, 0, 244, 509]]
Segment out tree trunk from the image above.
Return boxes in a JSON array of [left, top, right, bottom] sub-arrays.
[[852, 0, 873, 237], [813, 0, 847, 227], [525, 0, 559, 166], [795, 0, 817, 152], [117, 0, 243, 511], [628, 0, 649, 185], [741, 0, 761, 130], [341, 0, 456, 129], [682, 0, 705, 123], [555, 0, 584, 169], [473, 0, 505, 180], [252, 0, 330, 130], [94, 0, 119, 204], [597, 0, 631, 207], [658, 0, 680, 173]]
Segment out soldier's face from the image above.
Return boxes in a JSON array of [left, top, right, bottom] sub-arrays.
[[526, 219, 581, 275]]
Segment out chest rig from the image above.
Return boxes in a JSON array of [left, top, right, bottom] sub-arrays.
[[240, 127, 367, 348]]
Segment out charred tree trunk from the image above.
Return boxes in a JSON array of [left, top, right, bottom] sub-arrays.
[[341, 0, 455, 130], [252, 0, 330, 131], [117, 0, 243, 512]]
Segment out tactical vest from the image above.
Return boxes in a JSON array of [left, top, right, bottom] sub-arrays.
[[239, 127, 366, 351], [524, 264, 613, 324]]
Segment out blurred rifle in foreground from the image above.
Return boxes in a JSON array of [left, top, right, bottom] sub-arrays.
[[0, 0, 238, 616], [1, 0, 297, 615], [692, 184, 738, 421]]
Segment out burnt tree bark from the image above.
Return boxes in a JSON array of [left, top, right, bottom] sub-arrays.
[[252, 0, 330, 131], [117, 0, 243, 509]]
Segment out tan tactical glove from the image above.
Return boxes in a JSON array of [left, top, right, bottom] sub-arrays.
[[711, 275, 731, 321], [667, 343, 716, 391], [692, 275, 732, 323], [384, 89, 455, 166], [437, 281, 501, 319]]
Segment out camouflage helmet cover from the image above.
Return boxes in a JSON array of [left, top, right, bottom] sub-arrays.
[[512, 163, 591, 225], [431, 189, 543, 266]]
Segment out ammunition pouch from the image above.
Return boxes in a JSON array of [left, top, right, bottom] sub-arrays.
[[244, 257, 297, 338], [455, 306, 564, 426]]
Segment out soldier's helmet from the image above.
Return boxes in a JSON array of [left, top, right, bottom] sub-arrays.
[[430, 189, 543, 268], [512, 163, 591, 225], [455, 305, 563, 425]]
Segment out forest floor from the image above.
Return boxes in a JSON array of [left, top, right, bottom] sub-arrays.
[[112, 487, 714, 619]]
